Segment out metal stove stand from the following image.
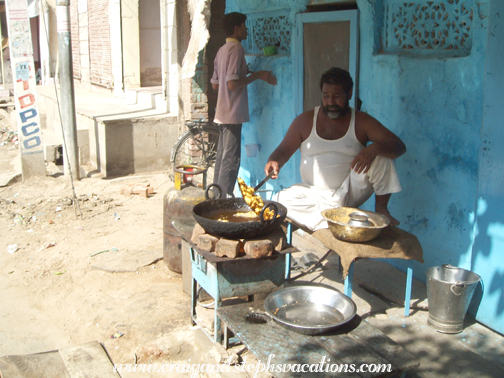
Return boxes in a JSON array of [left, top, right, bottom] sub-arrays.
[[189, 242, 298, 343]]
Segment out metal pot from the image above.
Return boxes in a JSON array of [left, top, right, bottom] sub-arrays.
[[192, 185, 287, 239], [263, 285, 356, 335], [321, 207, 389, 243]]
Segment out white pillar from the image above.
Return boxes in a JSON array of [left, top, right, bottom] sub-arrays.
[[6, 0, 46, 179], [162, 0, 178, 115]]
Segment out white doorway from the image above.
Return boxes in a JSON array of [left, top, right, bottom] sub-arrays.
[[294, 10, 359, 115]]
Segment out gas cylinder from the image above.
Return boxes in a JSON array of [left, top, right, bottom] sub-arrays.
[[163, 165, 207, 273]]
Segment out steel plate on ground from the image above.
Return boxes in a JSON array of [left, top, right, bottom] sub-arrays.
[[264, 285, 356, 335]]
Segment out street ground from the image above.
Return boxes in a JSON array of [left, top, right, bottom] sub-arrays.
[[1, 121, 504, 378]]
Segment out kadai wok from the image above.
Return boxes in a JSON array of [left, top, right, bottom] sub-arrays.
[[192, 183, 287, 239]]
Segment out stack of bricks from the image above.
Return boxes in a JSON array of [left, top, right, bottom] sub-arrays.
[[190, 224, 287, 259]]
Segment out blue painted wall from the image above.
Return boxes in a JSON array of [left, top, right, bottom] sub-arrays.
[[225, 0, 503, 333], [226, 0, 308, 196], [468, 0, 504, 333]]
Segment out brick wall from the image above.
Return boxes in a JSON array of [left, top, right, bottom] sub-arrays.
[[206, 0, 226, 122], [69, 0, 112, 87], [88, 0, 113, 87], [177, 0, 225, 123]]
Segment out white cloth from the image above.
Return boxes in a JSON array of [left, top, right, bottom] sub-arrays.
[[300, 107, 363, 189], [276, 107, 402, 231]]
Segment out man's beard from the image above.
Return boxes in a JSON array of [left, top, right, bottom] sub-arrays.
[[322, 103, 349, 119]]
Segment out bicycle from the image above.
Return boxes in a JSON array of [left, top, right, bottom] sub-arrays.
[[170, 119, 219, 187]]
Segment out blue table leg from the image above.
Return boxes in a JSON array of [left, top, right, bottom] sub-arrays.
[[214, 297, 221, 343], [191, 278, 197, 326], [344, 262, 354, 298], [404, 264, 413, 317], [190, 247, 197, 325], [285, 222, 293, 280]]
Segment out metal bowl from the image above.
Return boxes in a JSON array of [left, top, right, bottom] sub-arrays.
[[264, 285, 356, 335], [321, 207, 390, 243]]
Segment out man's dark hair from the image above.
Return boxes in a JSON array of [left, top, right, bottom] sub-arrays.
[[223, 12, 247, 36], [319, 67, 354, 93]]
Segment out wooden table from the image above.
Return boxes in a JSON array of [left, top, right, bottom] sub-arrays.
[[217, 301, 420, 378], [286, 220, 424, 316]]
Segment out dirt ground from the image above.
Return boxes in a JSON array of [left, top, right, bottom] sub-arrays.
[[0, 124, 203, 371]]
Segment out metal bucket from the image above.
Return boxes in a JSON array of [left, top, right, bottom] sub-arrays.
[[426, 264, 481, 334]]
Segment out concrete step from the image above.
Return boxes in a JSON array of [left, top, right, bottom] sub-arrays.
[[89, 113, 178, 178], [37, 84, 177, 178], [124, 86, 163, 108]]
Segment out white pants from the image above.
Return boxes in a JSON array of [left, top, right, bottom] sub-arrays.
[[276, 156, 401, 231]]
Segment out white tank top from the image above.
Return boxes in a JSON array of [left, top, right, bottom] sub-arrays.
[[300, 106, 364, 190]]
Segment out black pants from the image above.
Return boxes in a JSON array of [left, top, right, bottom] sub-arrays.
[[213, 124, 242, 197]]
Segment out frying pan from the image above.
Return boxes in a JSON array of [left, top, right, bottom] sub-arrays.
[[192, 184, 287, 239]]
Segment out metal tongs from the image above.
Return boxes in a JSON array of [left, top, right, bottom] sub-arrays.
[[253, 171, 275, 192]]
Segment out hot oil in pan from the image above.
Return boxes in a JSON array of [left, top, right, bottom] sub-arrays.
[[207, 209, 260, 223], [275, 302, 345, 326]]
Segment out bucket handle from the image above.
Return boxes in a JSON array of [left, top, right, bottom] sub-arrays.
[[444, 264, 466, 295], [451, 282, 466, 296], [443, 264, 458, 269]]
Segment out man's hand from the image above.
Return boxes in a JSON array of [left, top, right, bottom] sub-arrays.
[[351, 144, 378, 174], [258, 71, 277, 85], [264, 161, 280, 179], [228, 70, 277, 90]]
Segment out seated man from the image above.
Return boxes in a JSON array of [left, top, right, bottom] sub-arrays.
[[264, 67, 406, 231]]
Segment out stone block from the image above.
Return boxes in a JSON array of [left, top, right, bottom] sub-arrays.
[[215, 239, 241, 258], [196, 234, 219, 252], [266, 227, 287, 251], [190, 223, 206, 244], [244, 239, 273, 259]]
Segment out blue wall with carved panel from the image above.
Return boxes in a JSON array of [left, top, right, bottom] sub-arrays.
[[225, 0, 504, 334], [225, 0, 309, 194]]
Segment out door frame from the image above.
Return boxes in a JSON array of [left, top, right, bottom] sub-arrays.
[[293, 10, 359, 116]]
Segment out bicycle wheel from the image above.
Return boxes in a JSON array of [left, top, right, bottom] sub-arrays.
[[171, 126, 219, 187]]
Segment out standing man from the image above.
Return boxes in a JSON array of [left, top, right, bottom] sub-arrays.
[[264, 67, 406, 230], [211, 12, 277, 197]]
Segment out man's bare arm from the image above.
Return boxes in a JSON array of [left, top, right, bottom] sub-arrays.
[[265, 112, 310, 178], [212, 83, 219, 90], [352, 112, 406, 174], [228, 71, 277, 90]]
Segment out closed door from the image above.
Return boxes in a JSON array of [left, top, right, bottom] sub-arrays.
[[294, 10, 358, 115]]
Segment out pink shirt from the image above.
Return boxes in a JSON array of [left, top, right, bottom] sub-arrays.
[[211, 38, 249, 124]]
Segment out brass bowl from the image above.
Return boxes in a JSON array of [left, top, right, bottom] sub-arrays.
[[321, 207, 390, 243]]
